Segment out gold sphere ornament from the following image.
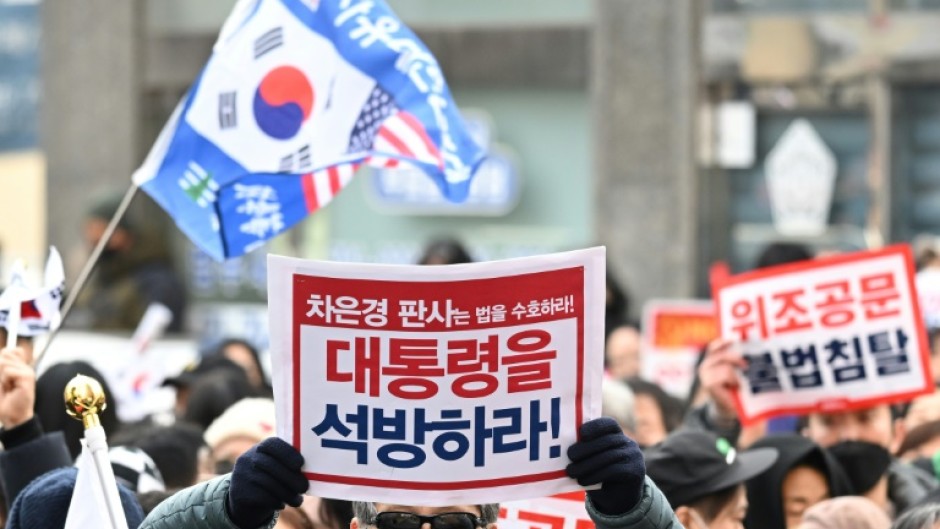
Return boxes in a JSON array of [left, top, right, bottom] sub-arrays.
[[64, 374, 107, 429]]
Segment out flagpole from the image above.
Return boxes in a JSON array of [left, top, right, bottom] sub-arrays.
[[64, 374, 130, 529], [34, 183, 139, 368]]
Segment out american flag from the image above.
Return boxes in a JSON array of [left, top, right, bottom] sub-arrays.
[[347, 85, 443, 170], [301, 163, 359, 212]]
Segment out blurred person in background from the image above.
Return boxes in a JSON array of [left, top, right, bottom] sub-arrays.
[[110, 420, 207, 489], [34, 360, 121, 459], [69, 196, 186, 332], [894, 419, 940, 482], [182, 368, 256, 431], [891, 504, 940, 529], [163, 354, 248, 417], [417, 237, 473, 265], [202, 397, 277, 477], [605, 322, 642, 380], [902, 390, 940, 436], [601, 378, 636, 436], [744, 434, 852, 529], [211, 338, 272, 397], [625, 377, 683, 448], [604, 268, 631, 339], [797, 496, 891, 529]]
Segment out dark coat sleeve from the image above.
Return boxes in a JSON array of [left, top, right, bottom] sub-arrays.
[[0, 420, 73, 505]]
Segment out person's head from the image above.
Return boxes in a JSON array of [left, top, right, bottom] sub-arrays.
[[164, 354, 247, 417], [625, 377, 684, 448], [203, 397, 276, 475], [35, 361, 120, 459], [180, 367, 255, 430], [744, 435, 853, 529], [929, 328, 940, 385], [418, 239, 472, 266], [895, 503, 940, 529], [605, 324, 641, 380], [6, 467, 145, 529], [278, 506, 316, 529], [796, 496, 891, 529], [755, 242, 813, 270], [905, 390, 940, 433], [645, 430, 778, 529], [106, 445, 166, 494], [600, 379, 636, 435], [110, 420, 206, 489], [897, 419, 940, 462], [804, 404, 897, 449], [350, 502, 499, 529], [679, 484, 748, 529], [827, 440, 893, 510], [319, 499, 354, 529], [84, 196, 135, 258], [214, 338, 267, 390]]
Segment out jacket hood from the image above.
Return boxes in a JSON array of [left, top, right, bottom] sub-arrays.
[[744, 435, 853, 529]]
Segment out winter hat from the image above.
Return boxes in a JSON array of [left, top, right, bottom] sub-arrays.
[[6, 466, 145, 529], [828, 441, 892, 495], [797, 496, 891, 529], [204, 397, 276, 449], [107, 445, 166, 493], [744, 434, 853, 529], [645, 429, 778, 508]]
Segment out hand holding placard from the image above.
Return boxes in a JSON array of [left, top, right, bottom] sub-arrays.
[[227, 437, 307, 529], [565, 418, 645, 516]]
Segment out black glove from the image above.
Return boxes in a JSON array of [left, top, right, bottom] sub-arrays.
[[226, 437, 308, 529], [565, 417, 645, 516]]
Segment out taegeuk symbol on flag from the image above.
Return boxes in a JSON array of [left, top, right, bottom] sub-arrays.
[[133, 0, 485, 260]]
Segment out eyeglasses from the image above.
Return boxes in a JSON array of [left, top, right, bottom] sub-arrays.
[[374, 512, 486, 529]]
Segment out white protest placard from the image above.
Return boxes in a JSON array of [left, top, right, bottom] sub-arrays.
[[498, 491, 592, 529], [641, 299, 718, 398], [267, 248, 605, 505], [714, 245, 932, 425]]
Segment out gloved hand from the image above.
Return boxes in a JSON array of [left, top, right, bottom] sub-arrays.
[[565, 417, 645, 516], [226, 437, 308, 529]]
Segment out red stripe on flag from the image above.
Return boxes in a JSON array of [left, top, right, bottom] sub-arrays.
[[328, 167, 342, 196], [398, 111, 442, 165], [301, 173, 318, 212], [378, 127, 416, 159]]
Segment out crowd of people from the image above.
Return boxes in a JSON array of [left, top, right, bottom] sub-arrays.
[[596, 240, 940, 528], [3, 236, 940, 528]]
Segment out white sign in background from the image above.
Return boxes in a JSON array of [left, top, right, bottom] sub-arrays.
[[717, 248, 930, 423]]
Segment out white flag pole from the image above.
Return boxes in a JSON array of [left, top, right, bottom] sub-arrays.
[[64, 374, 129, 529], [2, 260, 27, 349]]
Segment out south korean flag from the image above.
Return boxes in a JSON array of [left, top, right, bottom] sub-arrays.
[[185, 0, 376, 175]]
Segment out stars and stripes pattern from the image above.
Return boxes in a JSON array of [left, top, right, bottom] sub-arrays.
[[301, 163, 358, 212], [347, 85, 442, 170]]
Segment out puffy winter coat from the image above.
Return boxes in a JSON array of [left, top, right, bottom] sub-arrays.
[[140, 475, 680, 529]]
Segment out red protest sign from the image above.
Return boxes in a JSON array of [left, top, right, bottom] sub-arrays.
[[268, 248, 605, 505], [641, 300, 717, 398], [499, 491, 594, 529], [713, 245, 932, 425]]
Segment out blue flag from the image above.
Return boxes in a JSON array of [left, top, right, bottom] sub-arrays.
[[133, 0, 485, 260]]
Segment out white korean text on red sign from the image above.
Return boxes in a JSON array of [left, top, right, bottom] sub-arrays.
[[714, 245, 932, 424], [267, 248, 605, 505]]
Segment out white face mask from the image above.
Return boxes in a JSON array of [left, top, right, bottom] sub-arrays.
[[688, 508, 710, 529]]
